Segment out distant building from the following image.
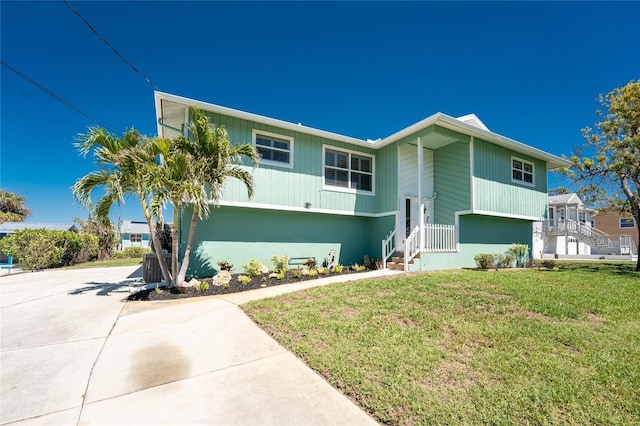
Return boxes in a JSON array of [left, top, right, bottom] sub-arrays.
[[119, 220, 151, 249], [591, 212, 638, 256], [534, 194, 637, 259]]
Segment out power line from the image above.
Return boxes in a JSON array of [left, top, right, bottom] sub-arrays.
[[63, 0, 160, 91], [1, 61, 116, 132]]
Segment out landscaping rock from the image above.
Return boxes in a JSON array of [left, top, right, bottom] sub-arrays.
[[218, 270, 232, 285]]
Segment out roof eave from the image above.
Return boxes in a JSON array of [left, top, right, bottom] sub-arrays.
[[154, 91, 571, 170]]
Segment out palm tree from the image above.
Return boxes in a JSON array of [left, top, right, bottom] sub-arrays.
[[72, 128, 173, 285], [156, 108, 260, 286], [0, 189, 31, 223]]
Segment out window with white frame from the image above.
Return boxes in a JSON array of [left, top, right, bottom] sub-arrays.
[[620, 218, 635, 228], [130, 234, 142, 243], [324, 146, 374, 193], [252, 130, 293, 168], [512, 157, 534, 186]]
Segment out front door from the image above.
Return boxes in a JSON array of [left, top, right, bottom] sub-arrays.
[[404, 197, 420, 237]]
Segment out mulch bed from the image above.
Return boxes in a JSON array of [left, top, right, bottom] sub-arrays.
[[127, 268, 370, 301]]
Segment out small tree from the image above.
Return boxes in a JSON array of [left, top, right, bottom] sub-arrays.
[[155, 108, 260, 286], [74, 215, 116, 259], [0, 189, 31, 223], [563, 80, 640, 271], [73, 128, 172, 285]]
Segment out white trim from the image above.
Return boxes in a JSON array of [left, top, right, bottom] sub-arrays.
[[470, 136, 475, 211], [154, 91, 571, 170], [511, 156, 535, 187], [461, 209, 544, 222], [217, 199, 395, 218], [322, 145, 375, 196], [252, 129, 294, 169]]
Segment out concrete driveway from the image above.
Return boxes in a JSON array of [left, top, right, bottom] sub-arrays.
[[1, 266, 388, 425]]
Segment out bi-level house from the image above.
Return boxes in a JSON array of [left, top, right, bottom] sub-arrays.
[[155, 91, 569, 276]]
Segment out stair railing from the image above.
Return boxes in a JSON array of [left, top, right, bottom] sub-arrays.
[[404, 225, 421, 271], [382, 229, 396, 269]]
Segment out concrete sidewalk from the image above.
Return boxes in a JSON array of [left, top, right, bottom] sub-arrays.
[[1, 266, 400, 425]]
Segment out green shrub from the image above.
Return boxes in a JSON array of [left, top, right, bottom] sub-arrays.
[[332, 264, 344, 273], [238, 275, 252, 285], [542, 259, 556, 269], [507, 243, 530, 267], [0, 229, 99, 270], [496, 253, 515, 268], [195, 280, 210, 292], [122, 246, 151, 258], [474, 253, 496, 269], [351, 263, 366, 272], [271, 255, 290, 274], [242, 258, 264, 277], [307, 268, 318, 277], [291, 269, 303, 279]]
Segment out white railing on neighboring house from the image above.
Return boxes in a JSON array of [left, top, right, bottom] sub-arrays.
[[544, 219, 614, 248], [620, 235, 637, 256], [404, 226, 421, 271], [382, 229, 396, 269], [424, 223, 457, 252]]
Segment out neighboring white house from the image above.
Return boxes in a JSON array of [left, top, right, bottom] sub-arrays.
[[119, 220, 151, 249], [534, 193, 596, 258]]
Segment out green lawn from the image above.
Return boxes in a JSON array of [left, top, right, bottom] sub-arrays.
[[64, 257, 143, 269], [244, 262, 639, 425]]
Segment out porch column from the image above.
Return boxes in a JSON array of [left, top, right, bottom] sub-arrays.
[[418, 136, 425, 251]]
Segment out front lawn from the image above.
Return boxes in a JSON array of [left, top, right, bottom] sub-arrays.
[[244, 262, 639, 425]]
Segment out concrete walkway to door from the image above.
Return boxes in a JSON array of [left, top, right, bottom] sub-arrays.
[[1, 265, 399, 425]]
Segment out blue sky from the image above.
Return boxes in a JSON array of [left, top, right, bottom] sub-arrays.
[[1, 1, 638, 224]]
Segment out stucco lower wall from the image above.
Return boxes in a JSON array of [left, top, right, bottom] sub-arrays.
[[413, 214, 533, 270], [179, 206, 395, 278]]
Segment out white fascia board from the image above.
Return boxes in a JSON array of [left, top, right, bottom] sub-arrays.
[[154, 92, 164, 137], [216, 199, 396, 218], [154, 91, 570, 170], [461, 209, 545, 222], [154, 91, 373, 147]]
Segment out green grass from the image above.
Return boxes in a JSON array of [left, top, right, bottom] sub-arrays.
[[244, 262, 640, 425], [64, 257, 143, 269]]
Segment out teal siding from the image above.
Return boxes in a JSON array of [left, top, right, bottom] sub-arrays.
[[179, 206, 393, 278], [203, 111, 381, 214], [473, 138, 547, 218], [413, 214, 533, 270], [433, 141, 471, 225], [374, 142, 398, 213]]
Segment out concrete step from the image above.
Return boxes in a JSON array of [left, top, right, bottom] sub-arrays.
[[386, 262, 405, 271]]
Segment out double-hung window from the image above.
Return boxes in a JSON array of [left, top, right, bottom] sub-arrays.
[[324, 146, 374, 193], [512, 157, 534, 186], [130, 234, 142, 244], [252, 130, 293, 168]]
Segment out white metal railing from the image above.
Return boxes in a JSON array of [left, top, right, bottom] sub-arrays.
[[382, 229, 396, 269], [404, 226, 421, 271], [424, 223, 457, 252], [620, 235, 637, 256], [544, 219, 614, 248]]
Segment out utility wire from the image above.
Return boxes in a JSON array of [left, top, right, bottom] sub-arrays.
[[63, 0, 160, 91], [1, 61, 116, 132]]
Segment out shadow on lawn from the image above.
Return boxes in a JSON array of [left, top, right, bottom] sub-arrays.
[[547, 261, 639, 276]]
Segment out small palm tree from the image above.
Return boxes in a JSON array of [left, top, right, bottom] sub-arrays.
[[73, 128, 173, 285], [0, 189, 31, 223], [156, 108, 260, 286]]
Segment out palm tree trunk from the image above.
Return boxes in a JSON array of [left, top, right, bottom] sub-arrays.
[[141, 197, 172, 286], [176, 207, 199, 286]]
